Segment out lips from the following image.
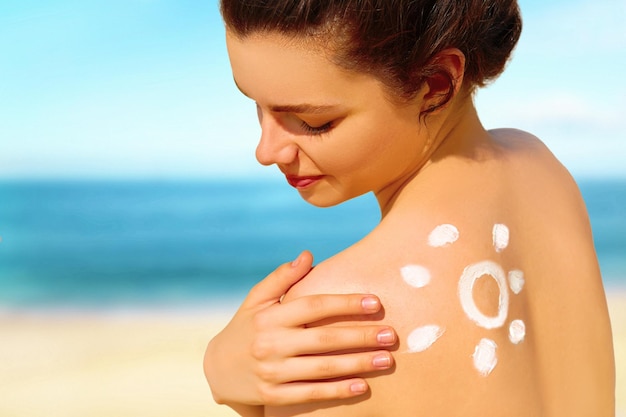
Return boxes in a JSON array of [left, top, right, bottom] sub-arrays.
[[285, 175, 324, 189]]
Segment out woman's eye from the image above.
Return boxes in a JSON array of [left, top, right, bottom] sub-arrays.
[[300, 120, 333, 135]]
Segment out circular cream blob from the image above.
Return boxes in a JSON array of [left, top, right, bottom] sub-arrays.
[[458, 261, 509, 329]]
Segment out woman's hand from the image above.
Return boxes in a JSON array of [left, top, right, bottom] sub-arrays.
[[204, 251, 397, 409]]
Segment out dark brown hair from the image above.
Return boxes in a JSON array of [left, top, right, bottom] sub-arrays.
[[221, 0, 522, 111]]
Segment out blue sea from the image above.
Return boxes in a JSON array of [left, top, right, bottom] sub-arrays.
[[0, 179, 624, 309]]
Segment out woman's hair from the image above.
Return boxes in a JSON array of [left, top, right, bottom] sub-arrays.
[[221, 0, 522, 111]]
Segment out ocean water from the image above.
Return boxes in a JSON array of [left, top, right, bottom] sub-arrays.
[[0, 179, 624, 309]]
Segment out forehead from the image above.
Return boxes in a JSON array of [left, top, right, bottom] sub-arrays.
[[225, 30, 382, 106]]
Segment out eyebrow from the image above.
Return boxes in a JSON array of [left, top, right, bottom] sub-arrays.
[[234, 79, 339, 114], [269, 103, 338, 114]]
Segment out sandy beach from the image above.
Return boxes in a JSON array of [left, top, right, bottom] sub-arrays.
[[1, 292, 624, 417]]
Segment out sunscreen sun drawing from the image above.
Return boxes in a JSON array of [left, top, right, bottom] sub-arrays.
[[401, 223, 526, 377]]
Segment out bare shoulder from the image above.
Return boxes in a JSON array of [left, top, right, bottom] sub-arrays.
[[488, 127, 544, 145], [279, 199, 544, 415], [489, 128, 566, 169]]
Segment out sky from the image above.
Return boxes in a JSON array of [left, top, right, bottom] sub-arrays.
[[1, 0, 624, 180]]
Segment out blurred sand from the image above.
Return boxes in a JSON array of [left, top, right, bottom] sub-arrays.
[[0, 307, 239, 417], [1, 292, 624, 417]]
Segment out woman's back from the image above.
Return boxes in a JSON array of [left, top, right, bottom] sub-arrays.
[[270, 128, 614, 417]]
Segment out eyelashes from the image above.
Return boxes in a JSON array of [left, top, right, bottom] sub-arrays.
[[300, 120, 333, 135], [255, 102, 334, 136]]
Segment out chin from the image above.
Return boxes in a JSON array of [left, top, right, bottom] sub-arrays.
[[298, 190, 358, 208], [305, 199, 342, 208]]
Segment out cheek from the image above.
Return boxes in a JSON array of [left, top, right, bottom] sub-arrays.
[[318, 132, 385, 174], [360, 127, 426, 185], [306, 112, 423, 181]]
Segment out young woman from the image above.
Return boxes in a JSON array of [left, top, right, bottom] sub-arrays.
[[204, 1, 616, 415]]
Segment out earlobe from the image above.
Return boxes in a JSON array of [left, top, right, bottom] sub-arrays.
[[420, 48, 466, 113]]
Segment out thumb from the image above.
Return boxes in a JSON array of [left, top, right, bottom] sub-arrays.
[[243, 250, 313, 308]]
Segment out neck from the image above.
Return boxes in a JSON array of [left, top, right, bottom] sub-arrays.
[[374, 96, 489, 217]]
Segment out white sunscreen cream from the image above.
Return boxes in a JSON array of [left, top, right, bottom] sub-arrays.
[[458, 260, 509, 329], [473, 338, 498, 376], [401, 264, 431, 288], [407, 325, 445, 353], [492, 224, 509, 253], [508, 319, 526, 344], [508, 270, 525, 294], [428, 224, 459, 247]]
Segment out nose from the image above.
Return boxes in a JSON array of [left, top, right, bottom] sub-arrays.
[[255, 118, 298, 167]]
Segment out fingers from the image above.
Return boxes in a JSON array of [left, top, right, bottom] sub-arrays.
[[243, 251, 314, 308], [249, 322, 396, 361], [249, 321, 397, 362], [286, 325, 397, 356], [258, 378, 371, 406], [259, 350, 394, 385], [267, 293, 383, 327]]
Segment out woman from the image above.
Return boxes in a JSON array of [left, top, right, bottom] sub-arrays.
[[205, 1, 615, 415]]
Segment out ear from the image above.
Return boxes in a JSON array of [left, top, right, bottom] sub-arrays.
[[420, 48, 466, 113]]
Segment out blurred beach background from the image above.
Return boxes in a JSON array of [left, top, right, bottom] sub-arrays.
[[1, 0, 624, 416]]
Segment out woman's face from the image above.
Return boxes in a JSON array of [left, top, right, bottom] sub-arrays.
[[226, 31, 432, 209]]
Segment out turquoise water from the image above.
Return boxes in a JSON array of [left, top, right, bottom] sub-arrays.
[[0, 179, 623, 308]]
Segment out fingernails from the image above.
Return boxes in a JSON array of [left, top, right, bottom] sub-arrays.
[[350, 381, 368, 394], [291, 253, 302, 267], [373, 354, 392, 369], [376, 329, 395, 345], [361, 296, 380, 312]]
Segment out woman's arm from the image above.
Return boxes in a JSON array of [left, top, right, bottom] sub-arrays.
[[204, 251, 397, 415]]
